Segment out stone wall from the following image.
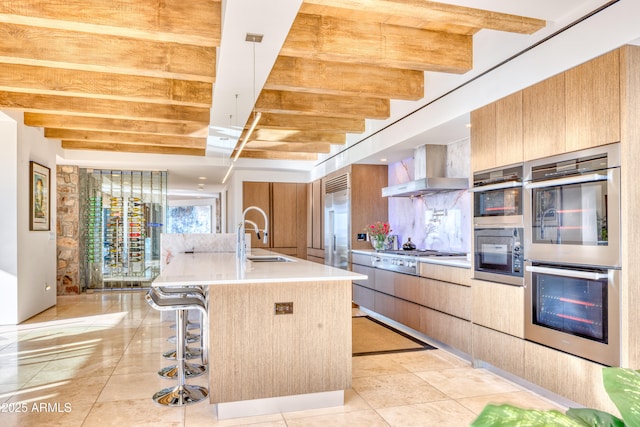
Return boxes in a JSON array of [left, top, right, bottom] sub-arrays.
[[56, 165, 80, 294]]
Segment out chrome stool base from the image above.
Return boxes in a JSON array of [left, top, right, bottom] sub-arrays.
[[158, 362, 206, 379], [152, 384, 209, 406], [162, 346, 202, 360], [168, 333, 200, 344], [170, 321, 200, 331]]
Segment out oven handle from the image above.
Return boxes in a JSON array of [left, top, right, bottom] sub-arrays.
[[469, 180, 522, 192], [525, 265, 609, 280], [524, 172, 609, 189]]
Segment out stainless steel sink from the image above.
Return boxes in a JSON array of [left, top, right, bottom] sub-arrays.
[[247, 255, 294, 262]]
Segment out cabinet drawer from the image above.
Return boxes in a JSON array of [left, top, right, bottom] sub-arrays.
[[353, 284, 375, 310], [472, 324, 524, 377], [351, 252, 375, 267], [351, 264, 375, 289], [419, 262, 471, 286], [419, 306, 471, 354], [472, 279, 524, 338], [419, 278, 471, 320]]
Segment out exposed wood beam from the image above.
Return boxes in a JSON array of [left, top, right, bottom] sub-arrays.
[[0, 91, 210, 122], [281, 13, 472, 72], [0, 23, 216, 81], [0, 0, 222, 46], [61, 140, 205, 156], [239, 150, 318, 161], [265, 56, 423, 100], [251, 129, 346, 144], [0, 63, 212, 107], [45, 129, 206, 149], [301, 1, 545, 35], [24, 113, 209, 137], [256, 89, 390, 119], [257, 113, 365, 133], [245, 141, 332, 153]]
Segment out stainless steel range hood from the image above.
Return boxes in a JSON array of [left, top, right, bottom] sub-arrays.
[[382, 145, 469, 197]]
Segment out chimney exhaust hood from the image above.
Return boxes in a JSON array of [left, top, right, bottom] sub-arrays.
[[382, 145, 469, 197]]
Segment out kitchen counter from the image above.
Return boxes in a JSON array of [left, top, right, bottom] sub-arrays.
[[152, 249, 364, 419], [351, 249, 471, 269], [154, 249, 365, 286]]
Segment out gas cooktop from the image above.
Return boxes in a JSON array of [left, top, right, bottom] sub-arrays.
[[379, 249, 467, 257]]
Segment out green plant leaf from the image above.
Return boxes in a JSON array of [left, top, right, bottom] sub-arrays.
[[603, 367, 640, 426], [471, 404, 589, 427], [566, 407, 625, 427]]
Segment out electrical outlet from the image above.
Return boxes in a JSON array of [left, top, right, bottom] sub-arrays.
[[274, 302, 293, 315]]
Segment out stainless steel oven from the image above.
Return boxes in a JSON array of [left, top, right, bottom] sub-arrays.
[[474, 226, 523, 286], [471, 164, 523, 226], [524, 261, 620, 366], [523, 144, 621, 267]]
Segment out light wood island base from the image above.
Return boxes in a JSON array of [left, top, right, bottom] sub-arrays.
[[207, 279, 352, 419]]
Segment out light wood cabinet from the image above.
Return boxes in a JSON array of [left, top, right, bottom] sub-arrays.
[[523, 341, 617, 414], [522, 73, 566, 160], [472, 324, 525, 377], [395, 299, 421, 331], [307, 179, 323, 250], [419, 262, 471, 286], [472, 279, 524, 338], [495, 91, 523, 166], [243, 181, 307, 258], [419, 306, 471, 354], [565, 49, 620, 152], [350, 165, 388, 251], [353, 283, 375, 309], [470, 103, 496, 172], [351, 263, 375, 290], [418, 278, 471, 321]]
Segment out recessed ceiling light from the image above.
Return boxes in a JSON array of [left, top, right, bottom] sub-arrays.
[[380, 158, 387, 162], [465, 123, 472, 128], [199, 176, 207, 180]]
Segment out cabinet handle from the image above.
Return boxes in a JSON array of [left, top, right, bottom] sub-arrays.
[[526, 265, 609, 280], [469, 180, 522, 192], [524, 172, 609, 189]]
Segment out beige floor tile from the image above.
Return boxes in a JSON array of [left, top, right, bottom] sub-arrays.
[[415, 367, 521, 399], [25, 354, 120, 383], [457, 390, 568, 414], [387, 349, 470, 373], [352, 353, 411, 378], [282, 389, 371, 420], [0, 402, 93, 427], [96, 372, 169, 403], [286, 409, 389, 427], [82, 398, 184, 427], [112, 350, 167, 376], [376, 400, 478, 427], [185, 403, 286, 426], [352, 373, 448, 409], [13, 375, 110, 407]]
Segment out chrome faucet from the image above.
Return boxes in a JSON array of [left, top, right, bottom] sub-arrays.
[[237, 206, 269, 260]]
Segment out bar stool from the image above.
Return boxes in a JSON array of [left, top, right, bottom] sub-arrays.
[[155, 286, 207, 364], [155, 286, 208, 379], [145, 288, 209, 406]]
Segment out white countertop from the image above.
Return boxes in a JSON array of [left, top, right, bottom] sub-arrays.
[[351, 249, 471, 269], [153, 249, 366, 286]]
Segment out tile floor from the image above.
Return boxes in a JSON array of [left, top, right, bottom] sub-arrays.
[[0, 292, 567, 426]]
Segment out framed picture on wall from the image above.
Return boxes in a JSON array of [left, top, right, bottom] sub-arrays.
[[30, 161, 50, 231]]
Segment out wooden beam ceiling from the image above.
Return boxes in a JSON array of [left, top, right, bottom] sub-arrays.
[[0, 0, 544, 160]]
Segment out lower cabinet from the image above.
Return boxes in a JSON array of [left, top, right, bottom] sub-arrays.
[[419, 307, 471, 354], [472, 324, 525, 377], [352, 283, 374, 309], [472, 279, 524, 338]]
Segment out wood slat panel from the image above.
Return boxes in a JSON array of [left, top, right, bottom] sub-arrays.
[[246, 141, 331, 153], [266, 56, 424, 100], [302, 0, 545, 35], [251, 129, 345, 144], [0, 63, 212, 106], [24, 113, 209, 137], [45, 128, 206, 148], [256, 89, 390, 119], [282, 13, 472, 72], [61, 140, 205, 155], [0, 23, 216, 81], [0, 0, 221, 46], [0, 91, 210, 122], [239, 150, 318, 161], [257, 113, 365, 133]]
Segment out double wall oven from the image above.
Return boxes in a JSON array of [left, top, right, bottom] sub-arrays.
[[471, 164, 524, 286], [523, 143, 621, 366]]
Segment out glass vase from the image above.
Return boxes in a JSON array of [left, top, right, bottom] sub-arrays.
[[371, 236, 386, 251]]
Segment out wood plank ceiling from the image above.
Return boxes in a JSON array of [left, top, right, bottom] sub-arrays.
[[0, 0, 545, 160]]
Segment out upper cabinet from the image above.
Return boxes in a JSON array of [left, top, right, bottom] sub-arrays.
[[523, 73, 566, 161], [243, 181, 307, 257], [474, 48, 622, 171], [565, 49, 620, 152]]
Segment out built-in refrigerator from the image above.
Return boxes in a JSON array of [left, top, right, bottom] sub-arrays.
[[324, 174, 350, 270]]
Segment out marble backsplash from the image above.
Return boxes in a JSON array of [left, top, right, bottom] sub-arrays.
[[387, 141, 471, 253]]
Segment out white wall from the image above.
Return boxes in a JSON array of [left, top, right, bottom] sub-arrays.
[[0, 111, 57, 324]]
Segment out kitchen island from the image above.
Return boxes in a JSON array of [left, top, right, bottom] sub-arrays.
[[152, 250, 366, 419]]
